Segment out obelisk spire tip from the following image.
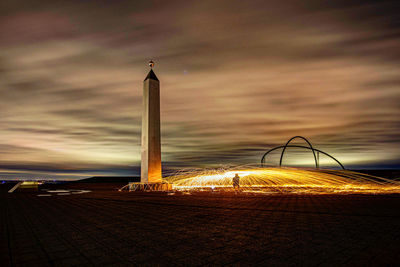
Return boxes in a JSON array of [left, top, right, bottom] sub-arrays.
[[144, 60, 158, 81], [148, 60, 154, 68]]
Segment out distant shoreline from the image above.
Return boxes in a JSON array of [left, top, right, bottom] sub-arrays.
[[1, 169, 399, 182]]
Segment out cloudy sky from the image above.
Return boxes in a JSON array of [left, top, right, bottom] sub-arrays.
[[1, 0, 399, 179]]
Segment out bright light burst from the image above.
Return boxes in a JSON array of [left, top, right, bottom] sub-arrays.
[[165, 166, 400, 194]]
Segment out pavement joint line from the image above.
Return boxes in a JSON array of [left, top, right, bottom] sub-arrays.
[[3, 190, 400, 265], [26, 198, 97, 266], [33, 196, 135, 265], [4, 199, 13, 267], [82, 197, 400, 219], [12, 199, 55, 266], [52, 198, 201, 263]]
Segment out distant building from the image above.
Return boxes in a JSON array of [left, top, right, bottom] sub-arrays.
[[8, 181, 39, 193]]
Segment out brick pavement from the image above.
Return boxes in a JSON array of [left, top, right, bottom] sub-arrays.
[[1, 186, 400, 266]]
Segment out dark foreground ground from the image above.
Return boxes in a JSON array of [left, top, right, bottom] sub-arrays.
[[1, 184, 400, 266]]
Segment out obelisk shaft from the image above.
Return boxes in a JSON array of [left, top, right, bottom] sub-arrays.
[[141, 71, 162, 182]]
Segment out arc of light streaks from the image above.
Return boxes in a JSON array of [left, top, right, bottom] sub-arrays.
[[166, 166, 400, 194]]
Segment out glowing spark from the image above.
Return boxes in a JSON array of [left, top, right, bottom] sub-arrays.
[[165, 166, 400, 194]]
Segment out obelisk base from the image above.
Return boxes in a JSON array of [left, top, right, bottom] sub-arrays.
[[126, 182, 172, 192]]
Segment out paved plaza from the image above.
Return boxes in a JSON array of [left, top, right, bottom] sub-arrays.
[[1, 184, 400, 266]]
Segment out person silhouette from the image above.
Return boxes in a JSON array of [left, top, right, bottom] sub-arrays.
[[233, 173, 240, 189]]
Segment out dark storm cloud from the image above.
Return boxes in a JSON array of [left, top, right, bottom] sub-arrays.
[[0, 0, 399, 179]]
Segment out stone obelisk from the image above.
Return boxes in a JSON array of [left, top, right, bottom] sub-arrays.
[[141, 61, 162, 182]]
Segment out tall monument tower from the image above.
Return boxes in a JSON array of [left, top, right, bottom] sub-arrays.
[[141, 61, 162, 182]]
